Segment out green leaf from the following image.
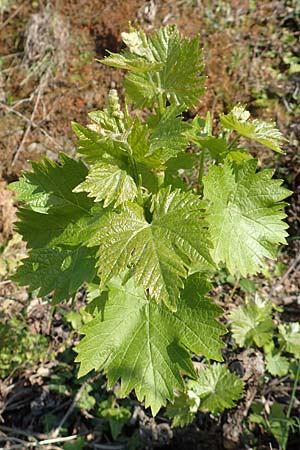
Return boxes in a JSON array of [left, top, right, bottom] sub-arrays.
[[73, 106, 164, 173], [166, 390, 199, 427], [15, 208, 94, 248], [220, 105, 286, 153], [265, 352, 289, 376], [100, 51, 161, 73], [63, 437, 85, 450], [73, 162, 137, 207], [75, 274, 226, 415], [72, 121, 128, 166], [268, 403, 290, 450], [10, 154, 91, 216], [98, 398, 131, 440], [72, 90, 131, 165], [14, 246, 96, 304], [129, 118, 162, 168], [203, 158, 291, 276], [189, 363, 244, 413], [76, 384, 96, 411], [102, 26, 205, 109], [197, 137, 228, 161], [85, 282, 108, 316], [147, 105, 190, 161], [101, 28, 160, 70], [164, 153, 198, 190], [229, 296, 274, 348], [9, 178, 49, 214], [10, 154, 101, 250], [88, 187, 213, 310], [239, 278, 257, 294], [278, 322, 300, 357]]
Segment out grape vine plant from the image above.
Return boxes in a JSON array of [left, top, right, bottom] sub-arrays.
[[11, 25, 292, 416]]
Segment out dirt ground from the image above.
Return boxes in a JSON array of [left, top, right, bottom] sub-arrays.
[[0, 1, 299, 449]]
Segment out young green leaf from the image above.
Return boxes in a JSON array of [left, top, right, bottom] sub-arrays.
[[189, 363, 244, 413], [166, 390, 199, 427], [75, 274, 226, 416], [203, 158, 291, 276], [72, 121, 129, 166], [265, 352, 290, 377], [102, 26, 205, 109], [147, 105, 190, 160], [88, 187, 213, 310], [73, 108, 164, 173], [220, 105, 286, 153], [98, 398, 131, 440], [73, 162, 138, 208], [229, 296, 274, 348], [72, 90, 130, 165], [278, 323, 300, 357], [268, 403, 290, 450]]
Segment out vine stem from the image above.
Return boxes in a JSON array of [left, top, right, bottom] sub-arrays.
[[155, 72, 165, 114], [287, 358, 300, 419], [197, 148, 205, 194], [130, 154, 143, 205], [115, 113, 143, 205], [227, 133, 241, 150]]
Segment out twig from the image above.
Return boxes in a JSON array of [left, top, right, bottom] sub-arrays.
[[0, 435, 32, 447], [227, 274, 241, 301], [270, 252, 300, 298], [287, 359, 300, 419], [11, 81, 44, 166], [0, 279, 12, 286], [0, 2, 26, 31], [1, 103, 58, 146], [0, 52, 23, 59], [51, 381, 89, 438], [227, 133, 241, 149], [0, 425, 38, 441], [0, 426, 82, 447], [39, 434, 80, 445]]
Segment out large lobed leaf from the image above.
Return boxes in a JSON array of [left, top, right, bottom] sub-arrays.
[[10, 153, 92, 216], [88, 187, 213, 310], [102, 26, 205, 109], [14, 247, 96, 304], [75, 274, 226, 415], [203, 158, 291, 276], [12, 155, 99, 302]]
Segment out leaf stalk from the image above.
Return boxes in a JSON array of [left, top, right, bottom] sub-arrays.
[[228, 133, 241, 150], [197, 148, 205, 195], [287, 358, 300, 419]]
